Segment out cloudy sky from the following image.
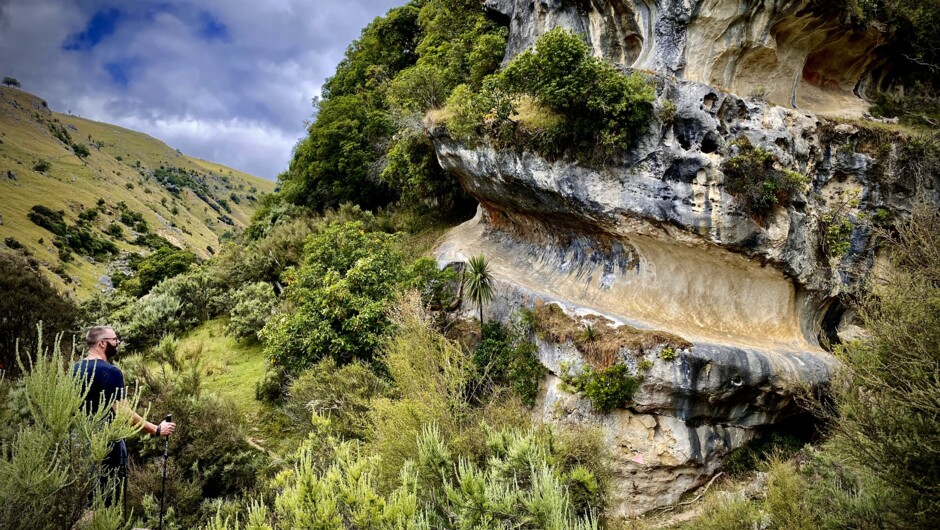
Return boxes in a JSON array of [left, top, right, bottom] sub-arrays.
[[0, 0, 404, 179]]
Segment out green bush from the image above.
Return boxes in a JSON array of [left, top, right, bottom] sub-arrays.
[[260, 221, 410, 371], [121, 343, 263, 529], [123, 246, 198, 297], [28, 204, 118, 258], [280, 94, 395, 210], [388, 63, 450, 112], [106, 222, 124, 238], [823, 212, 854, 258], [659, 345, 676, 361], [155, 270, 228, 326], [111, 288, 185, 351], [722, 138, 809, 219], [444, 28, 655, 158], [279, 0, 504, 215], [48, 122, 72, 145], [442, 83, 486, 142], [78, 207, 100, 221], [561, 363, 639, 414], [226, 282, 277, 341], [72, 142, 90, 158], [216, 216, 314, 288], [238, 423, 600, 530], [3, 236, 24, 251], [0, 253, 78, 372], [472, 320, 546, 407], [28, 204, 67, 235], [684, 496, 760, 530], [250, 425, 600, 530], [415, 0, 506, 90], [118, 207, 146, 228], [32, 159, 51, 172], [281, 359, 388, 443], [380, 128, 470, 217], [103, 270, 226, 353]]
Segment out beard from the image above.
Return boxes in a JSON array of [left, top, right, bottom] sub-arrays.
[[104, 342, 119, 362]]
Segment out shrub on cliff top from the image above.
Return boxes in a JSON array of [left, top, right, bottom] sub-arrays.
[[444, 28, 655, 159]]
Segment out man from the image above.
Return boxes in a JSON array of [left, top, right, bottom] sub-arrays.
[[73, 325, 176, 504]]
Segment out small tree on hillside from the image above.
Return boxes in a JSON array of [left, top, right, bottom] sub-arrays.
[[464, 254, 494, 326], [2, 77, 20, 88], [72, 143, 91, 159]]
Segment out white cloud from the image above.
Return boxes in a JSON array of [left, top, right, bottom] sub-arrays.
[[0, 0, 405, 179]]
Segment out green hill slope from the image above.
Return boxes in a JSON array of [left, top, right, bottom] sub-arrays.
[[0, 85, 275, 298]]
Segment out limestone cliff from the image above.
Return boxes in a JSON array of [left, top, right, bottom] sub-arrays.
[[486, 0, 899, 117], [433, 0, 937, 517]]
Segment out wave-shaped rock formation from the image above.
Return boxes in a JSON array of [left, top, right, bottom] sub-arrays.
[[433, 0, 937, 517]]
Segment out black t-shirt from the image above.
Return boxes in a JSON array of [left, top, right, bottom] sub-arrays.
[[73, 359, 126, 417]]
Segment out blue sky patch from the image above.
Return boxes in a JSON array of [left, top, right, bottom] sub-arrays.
[[198, 11, 229, 42], [104, 57, 138, 88], [63, 7, 122, 51]]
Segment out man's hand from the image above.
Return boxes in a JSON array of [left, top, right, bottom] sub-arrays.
[[157, 420, 176, 437]]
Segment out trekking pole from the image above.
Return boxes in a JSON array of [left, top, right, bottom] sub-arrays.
[[158, 413, 172, 530]]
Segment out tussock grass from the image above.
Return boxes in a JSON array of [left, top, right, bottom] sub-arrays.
[[514, 95, 564, 131]]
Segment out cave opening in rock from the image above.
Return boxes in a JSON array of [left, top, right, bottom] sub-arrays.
[[701, 132, 719, 154], [818, 298, 847, 349], [726, 410, 826, 475]]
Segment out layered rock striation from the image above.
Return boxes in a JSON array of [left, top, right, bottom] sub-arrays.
[[433, 0, 936, 517], [432, 93, 903, 515]]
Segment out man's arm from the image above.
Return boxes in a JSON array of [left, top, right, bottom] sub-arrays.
[[107, 367, 175, 437], [112, 400, 176, 437]]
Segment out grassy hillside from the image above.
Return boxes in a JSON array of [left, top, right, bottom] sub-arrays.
[[178, 318, 265, 417], [0, 85, 275, 298]]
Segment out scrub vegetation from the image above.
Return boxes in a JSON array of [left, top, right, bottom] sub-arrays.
[[2, 0, 939, 528]]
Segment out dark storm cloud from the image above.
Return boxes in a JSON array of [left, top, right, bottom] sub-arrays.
[[0, 0, 404, 179]]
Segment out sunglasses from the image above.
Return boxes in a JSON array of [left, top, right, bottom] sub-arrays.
[[101, 337, 123, 344]]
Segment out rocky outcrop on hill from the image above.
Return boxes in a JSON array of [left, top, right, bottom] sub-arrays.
[[434, 0, 936, 517]]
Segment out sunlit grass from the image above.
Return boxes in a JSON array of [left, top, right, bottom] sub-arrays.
[[179, 318, 266, 417]]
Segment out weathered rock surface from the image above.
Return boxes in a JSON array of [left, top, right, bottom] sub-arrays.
[[437, 209, 837, 514], [432, 70, 934, 513], [538, 374, 753, 516], [486, 0, 893, 116], [432, 0, 938, 517]]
